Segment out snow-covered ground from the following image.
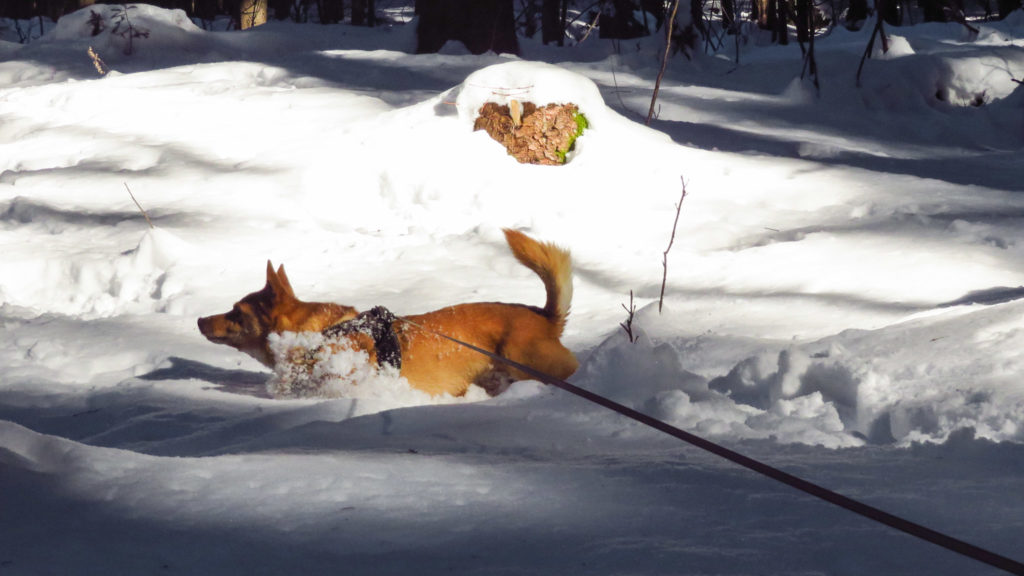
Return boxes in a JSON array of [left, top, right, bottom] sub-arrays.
[[2, 4, 1024, 574]]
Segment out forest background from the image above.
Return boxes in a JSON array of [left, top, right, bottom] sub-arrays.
[[5, 0, 1020, 59]]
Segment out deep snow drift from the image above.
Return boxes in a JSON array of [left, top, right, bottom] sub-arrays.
[[2, 5, 1024, 575]]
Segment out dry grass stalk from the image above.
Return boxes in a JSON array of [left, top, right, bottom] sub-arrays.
[[88, 46, 108, 76], [125, 183, 154, 229]]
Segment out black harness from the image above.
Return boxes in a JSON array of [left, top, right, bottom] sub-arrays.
[[322, 306, 402, 370]]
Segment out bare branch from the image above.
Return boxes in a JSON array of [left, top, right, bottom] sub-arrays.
[[659, 177, 687, 314]]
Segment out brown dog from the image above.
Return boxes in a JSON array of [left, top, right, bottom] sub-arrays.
[[197, 229, 578, 396]]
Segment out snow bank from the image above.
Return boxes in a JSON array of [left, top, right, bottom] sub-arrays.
[[860, 27, 1024, 113], [595, 299, 1024, 447], [41, 3, 204, 61]]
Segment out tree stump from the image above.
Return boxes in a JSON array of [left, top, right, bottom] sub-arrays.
[[473, 102, 586, 165]]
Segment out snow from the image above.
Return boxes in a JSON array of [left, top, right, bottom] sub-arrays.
[[2, 4, 1024, 574]]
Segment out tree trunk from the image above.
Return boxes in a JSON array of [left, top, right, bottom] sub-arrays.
[[998, 0, 1022, 17], [795, 0, 809, 41], [601, 0, 645, 39], [351, 0, 376, 25], [846, 0, 869, 26], [320, 0, 343, 23], [416, 0, 519, 55], [541, 0, 561, 44], [776, 0, 789, 44], [239, 0, 268, 28], [269, 0, 291, 20], [415, 0, 443, 51], [721, 0, 735, 30], [753, 0, 769, 27], [692, 0, 708, 36], [559, 0, 568, 44], [523, 0, 538, 38], [920, 0, 946, 21], [3, 0, 36, 19], [881, 0, 901, 25]]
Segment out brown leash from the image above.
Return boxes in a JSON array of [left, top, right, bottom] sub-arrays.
[[397, 316, 1024, 576]]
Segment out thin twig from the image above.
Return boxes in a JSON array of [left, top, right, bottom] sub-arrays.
[[646, 0, 681, 125], [609, 58, 636, 119], [125, 182, 154, 229], [122, 5, 136, 55], [620, 290, 639, 344], [576, 7, 602, 45], [659, 177, 687, 314]]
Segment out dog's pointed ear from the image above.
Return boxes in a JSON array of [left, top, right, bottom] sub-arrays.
[[275, 264, 296, 297], [264, 260, 294, 300], [265, 260, 280, 292]]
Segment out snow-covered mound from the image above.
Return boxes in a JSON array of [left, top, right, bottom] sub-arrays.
[[40, 4, 204, 60]]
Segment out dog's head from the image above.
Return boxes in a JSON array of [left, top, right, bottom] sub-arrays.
[[197, 261, 357, 367]]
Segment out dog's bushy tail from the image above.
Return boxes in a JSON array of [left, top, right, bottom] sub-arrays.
[[503, 229, 573, 332]]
